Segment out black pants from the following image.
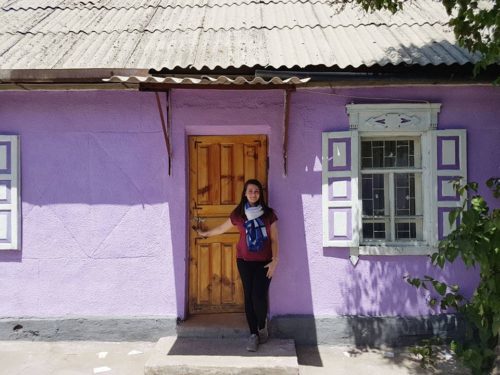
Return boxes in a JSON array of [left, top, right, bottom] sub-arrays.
[[237, 258, 272, 335]]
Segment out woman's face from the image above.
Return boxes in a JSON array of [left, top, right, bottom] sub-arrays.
[[245, 184, 260, 206]]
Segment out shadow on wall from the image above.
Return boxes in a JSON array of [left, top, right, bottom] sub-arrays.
[[334, 255, 475, 347]]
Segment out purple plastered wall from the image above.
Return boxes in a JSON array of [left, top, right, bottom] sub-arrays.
[[0, 86, 498, 319]]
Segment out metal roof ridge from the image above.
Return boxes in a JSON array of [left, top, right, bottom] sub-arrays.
[[1, 21, 453, 37], [1, 0, 333, 11]]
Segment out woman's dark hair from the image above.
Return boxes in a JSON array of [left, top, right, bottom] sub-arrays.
[[233, 179, 273, 219]]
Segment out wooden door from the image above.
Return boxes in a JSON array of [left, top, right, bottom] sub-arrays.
[[189, 135, 268, 314]]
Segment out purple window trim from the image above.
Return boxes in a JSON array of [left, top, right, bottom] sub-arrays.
[[0, 142, 11, 174], [437, 136, 460, 170], [328, 138, 351, 171], [329, 177, 351, 201], [438, 207, 460, 240], [0, 211, 11, 243], [437, 176, 460, 201], [0, 181, 11, 204], [328, 208, 352, 240]]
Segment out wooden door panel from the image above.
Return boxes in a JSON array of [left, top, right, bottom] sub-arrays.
[[220, 144, 236, 204], [221, 243, 234, 304], [198, 244, 211, 304], [209, 243, 222, 306], [189, 135, 267, 314], [196, 145, 210, 204]]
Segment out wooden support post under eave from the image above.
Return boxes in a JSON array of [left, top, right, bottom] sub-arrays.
[[283, 88, 292, 176], [155, 91, 173, 175]]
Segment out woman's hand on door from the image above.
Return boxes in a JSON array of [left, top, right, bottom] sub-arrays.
[[195, 218, 233, 238]]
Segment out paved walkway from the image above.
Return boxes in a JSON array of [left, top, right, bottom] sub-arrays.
[[0, 339, 469, 375]]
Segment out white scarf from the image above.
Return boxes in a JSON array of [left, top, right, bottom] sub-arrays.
[[245, 204, 264, 220]]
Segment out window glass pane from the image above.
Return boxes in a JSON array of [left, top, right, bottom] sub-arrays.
[[373, 174, 385, 215], [362, 175, 373, 215], [374, 222, 386, 238], [363, 222, 373, 239], [372, 141, 384, 167], [396, 140, 415, 167], [361, 141, 373, 168], [396, 222, 417, 239], [361, 140, 415, 168], [395, 173, 415, 216], [362, 174, 385, 216], [384, 141, 396, 167], [363, 222, 386, 240]]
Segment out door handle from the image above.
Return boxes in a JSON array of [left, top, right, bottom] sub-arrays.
[[191, 216, 206, 231]]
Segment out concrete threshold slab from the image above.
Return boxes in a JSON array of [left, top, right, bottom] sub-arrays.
[[145, 336, 299, 375], [177, 313, 248, 339]]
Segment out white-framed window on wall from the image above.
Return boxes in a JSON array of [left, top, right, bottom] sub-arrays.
[[0, 135, 21, 250], [322, 104, 466, 259]]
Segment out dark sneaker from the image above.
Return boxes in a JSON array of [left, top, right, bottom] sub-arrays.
[[246, 334, 259, 352], [258, 324, 269, 344]]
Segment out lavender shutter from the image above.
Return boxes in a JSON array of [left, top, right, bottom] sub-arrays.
[[0, 135, 20, 250], [431, 129, 467, 246], [322, 131, 360, 247]]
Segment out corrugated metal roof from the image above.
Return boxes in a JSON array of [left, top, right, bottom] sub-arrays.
[[0, 0, 482, 71], [104, 75, 310, 84], [0, 1, 451, 34]]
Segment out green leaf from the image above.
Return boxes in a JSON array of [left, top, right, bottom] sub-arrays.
[[432, 281, 447, 296], [449, 208, 460, 227]]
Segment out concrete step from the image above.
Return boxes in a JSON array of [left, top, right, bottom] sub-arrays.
[[176, 313, 249, 339], [145, 336, 299, 375]]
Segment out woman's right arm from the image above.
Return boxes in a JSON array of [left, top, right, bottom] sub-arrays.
[[196, 218, 233, 238]]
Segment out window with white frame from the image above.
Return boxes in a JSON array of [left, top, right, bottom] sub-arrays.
[[360, 137, 423, 244], [322, 104, 467, 257]]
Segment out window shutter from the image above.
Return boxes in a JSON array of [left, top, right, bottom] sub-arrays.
[[0, 135, 20, 250], [431, 129, 467, 246], [322, 131, 360, 247]]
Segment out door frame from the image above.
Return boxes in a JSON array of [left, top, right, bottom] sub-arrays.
[[186, 133, 269, 317]]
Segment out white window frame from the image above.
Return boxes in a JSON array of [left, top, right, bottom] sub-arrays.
[[359, 136, 424, 245], [356, 131, 432, 255], [0, 135, 21, 250], [347, 104, 441, 256]]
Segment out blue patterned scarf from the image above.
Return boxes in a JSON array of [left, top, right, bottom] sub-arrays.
[[244, 203, 268, 252]]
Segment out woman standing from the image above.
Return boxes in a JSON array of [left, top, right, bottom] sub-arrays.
[[197, 179, 279, 352]]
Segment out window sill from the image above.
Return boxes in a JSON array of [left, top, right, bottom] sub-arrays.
[[355, 245, 436, 256]]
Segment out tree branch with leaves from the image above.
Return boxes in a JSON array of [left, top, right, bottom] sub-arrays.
[[406, 178, 500, 374], [343, 0, 499, 75]]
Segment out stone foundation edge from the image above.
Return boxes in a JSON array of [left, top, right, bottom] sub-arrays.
[[0, 314, 464, 346], [270, 314, 465, 347], [0, 316, 177, 341]]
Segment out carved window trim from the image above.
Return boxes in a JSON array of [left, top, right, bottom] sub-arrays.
[[346, 103, 441, 132]]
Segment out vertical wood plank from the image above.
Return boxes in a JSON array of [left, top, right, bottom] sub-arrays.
[[209, 144, 221, 205], [210, 243, 222, 306], [257, 136, 267, 198], [198, 244, 211, 304], [197, 145, 209, 204], [234, 143, 245, 199], [244, 143, 257, 182], [221, 243, 234, 304], [220, 144, 234, 204]]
